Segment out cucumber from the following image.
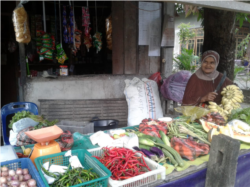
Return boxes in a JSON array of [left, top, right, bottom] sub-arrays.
[[159, 130, 171, 146], [153, 136, 165, 144], [155, 143, 184, 167], [139, 144, 151, 151], [162, 148, 178, 167], [139, 137, 155, 147]]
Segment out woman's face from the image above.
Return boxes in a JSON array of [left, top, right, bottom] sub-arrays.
[[201, 57, 216, 74]]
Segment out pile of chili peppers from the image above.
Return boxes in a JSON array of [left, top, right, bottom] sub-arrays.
[[93, 147, 151, 180]]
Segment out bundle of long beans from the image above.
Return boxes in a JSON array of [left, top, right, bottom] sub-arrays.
[[168, 122, 210, 145]]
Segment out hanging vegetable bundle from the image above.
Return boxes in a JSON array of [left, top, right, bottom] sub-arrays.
[[82, 6, 92, 51], [93, 32, 102, 53], [93, 1, 102, 53]]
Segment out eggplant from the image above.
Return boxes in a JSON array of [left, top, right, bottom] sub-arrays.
[[140, 149, 158, 161], [150, 147, 164, 159], [133, 146, 141, 151]]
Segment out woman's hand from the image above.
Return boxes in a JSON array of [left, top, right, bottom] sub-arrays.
[[201, 92, 218, 103]]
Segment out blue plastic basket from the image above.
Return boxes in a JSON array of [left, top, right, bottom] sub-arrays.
[[35, 149, 112, 187], [0, 158, 45, 187]]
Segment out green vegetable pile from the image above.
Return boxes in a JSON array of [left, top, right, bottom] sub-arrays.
[[8, 111, 58, 130], [41, 165, 99, 187], [229, 107, 250, 125]]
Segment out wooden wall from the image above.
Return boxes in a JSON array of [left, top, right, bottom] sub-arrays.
[[112, 1, 161, 75]]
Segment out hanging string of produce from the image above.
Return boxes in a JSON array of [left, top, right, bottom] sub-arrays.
[[82, 0, 92, 52], [93, 0, 102, 53], [56, 0, 68, 64]]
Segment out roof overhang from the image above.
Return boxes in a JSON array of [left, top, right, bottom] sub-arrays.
[[165, 1, 250, 14]]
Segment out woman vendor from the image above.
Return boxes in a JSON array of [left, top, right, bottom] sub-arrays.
[[182, 50, 234, 107]]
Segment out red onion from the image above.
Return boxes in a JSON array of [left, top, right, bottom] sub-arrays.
[[1, 166, 8, 172], [23, 174, 31, 181], [0, 177, 7, 184], [20, 181, 28, 187], [6, 176, 12, 181], [10, 180, 20, 186], [12, 175, 19, 180], [8, 169, 15, 176], [27, 179, 36, 187], [19, 174, 24, 182], [16, 168, 23, 175], [1, 171, 8, 177], [22, 169, 29, 175], [1, 183, 8, 187]]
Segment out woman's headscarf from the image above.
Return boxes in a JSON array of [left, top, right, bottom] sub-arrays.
[[195, 50, 220, 81]]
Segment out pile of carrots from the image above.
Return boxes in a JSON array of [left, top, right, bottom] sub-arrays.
[[92, 147, 151, 180]]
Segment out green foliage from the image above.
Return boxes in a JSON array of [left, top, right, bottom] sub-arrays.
[[236, 34, 250, 60], [173, 48, 200, 72], [8, 111, 58, 129], [9, 111, 32, 128], [234, 65, 245, 80], [236, 13, 250, 28], [228, 107, 250, 125], [177, 23, 196, 45]]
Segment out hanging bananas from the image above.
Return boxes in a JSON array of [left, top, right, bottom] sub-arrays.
[[207, 85, 244, 121], [221, 85, 244, 110], [208, 102, 228, 121]]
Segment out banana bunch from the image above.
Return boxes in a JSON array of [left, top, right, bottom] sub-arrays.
[[221, 85, 244, 110], [208, 102, 229, 121]]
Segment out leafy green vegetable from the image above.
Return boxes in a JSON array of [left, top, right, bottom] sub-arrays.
[[9, 111, 32, 128], [8, 111, 58, 129], [228, 107, 250, 125]]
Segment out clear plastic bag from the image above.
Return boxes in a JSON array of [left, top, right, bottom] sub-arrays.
[[12, 118, 39, 133], [160, 70, 192, 103], [175, 106, 210, 122], [12, 1, 31, 44], [105, 15, 112, 50]]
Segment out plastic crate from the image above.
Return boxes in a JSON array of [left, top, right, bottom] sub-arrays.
[[34, 149, 112, 187], [88, 147, 166, 187], [0, 158, 45, 187]]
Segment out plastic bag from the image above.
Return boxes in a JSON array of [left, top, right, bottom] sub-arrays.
[[139, 119, 168, 138], [9, 130, 18, 145], [175, 106, 210, 122], [149, 72, 162, 89], [160, 70, 192, 103], [16, 126, 37, 146], [106, 15, 112, 50], [12, 1, 31, 44], [171, 137, 210, 161], [58, 131, 74, 151], [12, 118, 39, 133]]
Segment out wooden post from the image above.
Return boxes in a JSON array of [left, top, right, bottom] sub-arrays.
[[205, 134, 240, 187], [161, 2, 175, 79]]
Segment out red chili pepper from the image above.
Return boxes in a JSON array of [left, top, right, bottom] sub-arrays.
[[93, 147, 151, 180]]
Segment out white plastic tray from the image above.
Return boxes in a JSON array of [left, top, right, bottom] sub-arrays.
[[88, 147, 166, 187]]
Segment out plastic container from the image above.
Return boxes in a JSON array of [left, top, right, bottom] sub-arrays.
[[0, 145, 18, 162], [88, 147, 166, 187], [60, 65, 68, 76], [35, 149, 111, 187], [0, 158, 45, 187]]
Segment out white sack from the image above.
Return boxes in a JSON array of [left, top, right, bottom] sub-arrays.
[[124, 77, 163, 126], [13, 118, 39, 133]]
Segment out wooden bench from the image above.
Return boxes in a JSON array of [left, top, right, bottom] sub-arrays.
[[39, 99, 128, 128]]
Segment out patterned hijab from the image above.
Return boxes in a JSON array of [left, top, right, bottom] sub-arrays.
[[195, 50, 220, 81]]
